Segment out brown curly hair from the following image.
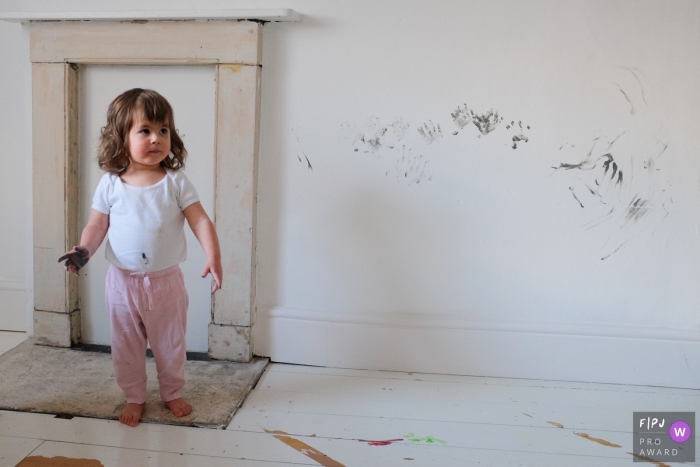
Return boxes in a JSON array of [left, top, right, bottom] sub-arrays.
[[98, 88, 187, 174]]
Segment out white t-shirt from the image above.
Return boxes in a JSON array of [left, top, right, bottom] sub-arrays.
[[92, 169, 200, 272]]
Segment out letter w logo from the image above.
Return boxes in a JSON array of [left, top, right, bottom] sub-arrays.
[[674, 427, 686, 437]]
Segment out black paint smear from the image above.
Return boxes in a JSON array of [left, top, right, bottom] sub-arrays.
[[616, 85, 635, 115], [616, 171, 623, 185], [602, 154, 613, 176], [512, 134, 529, 150], [296, 135, 313, 170], [142, 253, 149, 265], [354, 148, 358, 152], [611, 162, 618, 180], [601, 240, 628, 261], [472, 109, 502, 135], [605, 131, 627, 151], [452, 131, 458, 135], [623, 67, 648, 105], [625, 197, 649, 223], [569, 187, 584, 208]]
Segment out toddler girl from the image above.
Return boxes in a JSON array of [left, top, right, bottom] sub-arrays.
[[59, 88, 222, 427]]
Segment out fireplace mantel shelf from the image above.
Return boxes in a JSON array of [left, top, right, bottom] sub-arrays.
[[0, 9, 300, 23]]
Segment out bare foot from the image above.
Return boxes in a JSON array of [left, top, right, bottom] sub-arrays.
[[166, 398, 192, 417], [119, 403, 145, 427]]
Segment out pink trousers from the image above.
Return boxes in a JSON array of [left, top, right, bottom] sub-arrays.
[[105, 265, 188, 404]]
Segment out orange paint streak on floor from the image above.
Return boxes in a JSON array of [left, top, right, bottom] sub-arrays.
[[273, 434, 346, 467], [17, 456, 104, 467], [627, 452, 671, 467], [546, 421, 564, 428], [574, 432, 621, 448]]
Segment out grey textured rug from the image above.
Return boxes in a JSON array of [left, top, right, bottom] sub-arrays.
[[0, 339, 267, 429]]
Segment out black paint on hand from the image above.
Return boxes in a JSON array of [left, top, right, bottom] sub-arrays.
[[58, 246, 90, 274]]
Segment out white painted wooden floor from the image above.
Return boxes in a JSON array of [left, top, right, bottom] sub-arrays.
[[0, 330, 698, 466]]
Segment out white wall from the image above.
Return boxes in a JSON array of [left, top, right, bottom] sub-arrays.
[[1, 0, 699, 387], [0, 20, 28, 331]]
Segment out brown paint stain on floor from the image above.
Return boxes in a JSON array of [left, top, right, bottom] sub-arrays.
[[574, 432, 621, 448], [263, 429, 289, 435], [522, 413, 533, 418], [17, 456, 104, 467], [546, 421, 564, 428], [273, 435, 346, 467], [627, 452, 671, 467]]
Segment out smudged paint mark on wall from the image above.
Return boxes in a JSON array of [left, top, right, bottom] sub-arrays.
[[17, 457, 104, 467], [272, 435, 346, 467], [512, 134, 529, 149], [616, 84, 636, 115], [451, 104, 472, 129], [574, 432, 621, 448], [392, 118, 410, 140], [551, 68, 674, 261], [417, 120, 443, 144], [569, 188, 584, 208], [395, 146, 430, 186], [471, 109, 503, 135], [293, 131, 314, 170]]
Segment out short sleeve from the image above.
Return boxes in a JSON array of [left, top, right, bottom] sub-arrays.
[[172, 170, 200, 211], [91, 173, 114, 215]]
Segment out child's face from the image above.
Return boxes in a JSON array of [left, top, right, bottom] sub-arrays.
[[127, 113, 171, 170]]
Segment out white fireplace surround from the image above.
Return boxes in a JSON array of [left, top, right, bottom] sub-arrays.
[[5, 10, 300, 361]]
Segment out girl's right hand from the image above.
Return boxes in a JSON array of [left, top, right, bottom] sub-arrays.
[[58, 246, 90, 277]]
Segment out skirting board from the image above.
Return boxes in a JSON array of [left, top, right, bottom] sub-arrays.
[[253, 306, 700, 389]]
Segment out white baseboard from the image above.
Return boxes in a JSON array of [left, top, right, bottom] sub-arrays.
[[0, 280, 27, 331], [253, 306, 700, 389]]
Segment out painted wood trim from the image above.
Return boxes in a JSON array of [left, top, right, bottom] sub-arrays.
[[32, 63, 79, 314], [30, 21, 262, 66], [257, 305, 700, 342], [254, 315, 700, 389], [212, 65, 261, 327], [65, 64, 80, 315], [1, 9, 300, 22], [208, 324, 253, 362], [33, 309, 81, 347]]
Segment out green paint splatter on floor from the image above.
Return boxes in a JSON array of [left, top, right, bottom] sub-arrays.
[[404, 433, 447, 444]]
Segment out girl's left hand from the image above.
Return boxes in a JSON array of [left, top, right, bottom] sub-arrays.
[[202, 259, 223, 294]]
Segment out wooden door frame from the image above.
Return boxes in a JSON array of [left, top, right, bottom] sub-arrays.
[[30, 20, 261, 361]]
